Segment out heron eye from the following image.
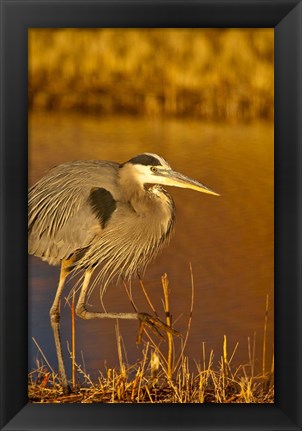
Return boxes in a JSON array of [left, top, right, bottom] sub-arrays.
[[150, 166, 157, 173]]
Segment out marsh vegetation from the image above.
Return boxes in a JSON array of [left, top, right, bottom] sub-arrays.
[[28, 274, 274, 403], [29, 29, 273, 121]]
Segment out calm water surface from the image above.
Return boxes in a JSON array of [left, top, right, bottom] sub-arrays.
[[28, 112, 274, 378]]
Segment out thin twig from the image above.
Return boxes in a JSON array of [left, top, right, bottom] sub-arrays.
[[71, 289, 76, 389], [175, 263, 194, 370], [162, 273, 173, 380], [123, 280, 138, 312], [262, 294, 269, 377], [138, 276, 158, 317], [32, 337, 56, 375]]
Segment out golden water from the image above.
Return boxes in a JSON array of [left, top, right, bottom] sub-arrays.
[[28, 112, 274, 378]]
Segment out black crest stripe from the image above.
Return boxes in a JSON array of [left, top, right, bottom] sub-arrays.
[[127, 154, 162, 166], [88, 187, 116, 229]]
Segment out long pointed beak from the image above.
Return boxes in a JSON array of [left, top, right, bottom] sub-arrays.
[[163, 170, 220, 196]]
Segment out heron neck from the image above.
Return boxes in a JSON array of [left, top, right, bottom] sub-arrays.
[[118, 164, 146, 202]]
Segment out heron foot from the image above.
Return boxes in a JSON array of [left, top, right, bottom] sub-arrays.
[[137, 312, 180, 343], [62, 384, 72, 395]]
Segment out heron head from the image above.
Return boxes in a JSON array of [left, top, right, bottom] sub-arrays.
[[123, 153, 220, 196]]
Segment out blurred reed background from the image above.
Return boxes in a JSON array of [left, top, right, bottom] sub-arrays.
[[28, 29, 274, 384], [29, 28, 273, 121]]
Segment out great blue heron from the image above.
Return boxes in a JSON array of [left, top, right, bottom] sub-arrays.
[[28, 152, 219, 394]]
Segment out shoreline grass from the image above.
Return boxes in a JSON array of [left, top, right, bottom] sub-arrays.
[[28, 272, 274, 404], [28, 342, 274, 403]]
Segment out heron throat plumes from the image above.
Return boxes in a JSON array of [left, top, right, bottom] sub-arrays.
[[74, 185, 175, 299]]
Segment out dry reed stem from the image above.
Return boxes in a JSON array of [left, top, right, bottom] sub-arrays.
[[65, 294, 77, 388], [162, 273, 173, 380], [137, 278, 171, 367], [141, 326, 167, 367], [223, 334, 229, 381], [228, 341, 239, 366], [123, 281, 138, 313], [247, 332, 256, 380], [71, 289, 76, 389], [32, 337, 56, 376], [174, 263, 194, 371], [150, 350, 160, 381], [115, 322, 126, 378], [138, 277, 158, 317], [197, 346, 214, 402], [270, 353, 274, 376], [262, 294, 269, 377], [137, 343, 149, 402], [252, 332, 256, 379], [67, 343, 95, 388]]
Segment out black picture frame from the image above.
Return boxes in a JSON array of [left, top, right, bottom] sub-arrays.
[[0, 1, 301, 430]]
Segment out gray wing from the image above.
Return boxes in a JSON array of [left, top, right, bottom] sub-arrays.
[[28, 160, 120, 265]]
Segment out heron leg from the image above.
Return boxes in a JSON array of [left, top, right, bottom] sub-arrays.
[[49, 259, 71, 395], [75, 270, 179, 338], [75, 269, 138, 320]]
